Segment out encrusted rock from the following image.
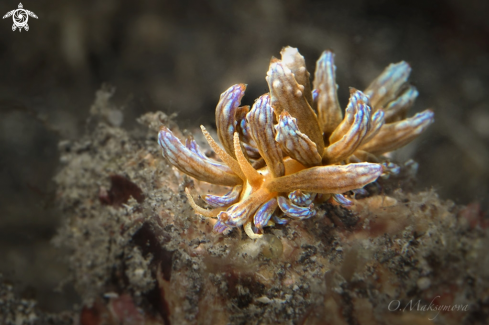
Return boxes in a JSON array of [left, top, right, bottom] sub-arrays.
[[52, 91, 489, 323]]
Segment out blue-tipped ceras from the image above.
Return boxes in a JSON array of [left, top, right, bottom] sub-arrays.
[[158, 46, 434, 239]]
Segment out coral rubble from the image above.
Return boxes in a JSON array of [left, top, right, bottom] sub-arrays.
[[52, 87, 489, 324]]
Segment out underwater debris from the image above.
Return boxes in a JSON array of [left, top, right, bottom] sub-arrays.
[[157, 46, 434, 238]]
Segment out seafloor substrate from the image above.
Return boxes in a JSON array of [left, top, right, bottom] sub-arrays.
[[51, 90, 489, 325]]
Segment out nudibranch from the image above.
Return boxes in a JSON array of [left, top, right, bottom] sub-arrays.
[[158, 47, 434, 239]]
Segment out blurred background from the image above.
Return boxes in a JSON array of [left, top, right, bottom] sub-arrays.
[[0, 0, 488, 312]]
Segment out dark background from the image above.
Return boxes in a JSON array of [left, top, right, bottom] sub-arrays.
[[0, 0, 488, 312]]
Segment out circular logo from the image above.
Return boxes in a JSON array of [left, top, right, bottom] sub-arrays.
[[13, 9, 28, 28]]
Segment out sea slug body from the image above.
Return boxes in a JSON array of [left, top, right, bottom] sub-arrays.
[[158, 46, 434, 239]]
